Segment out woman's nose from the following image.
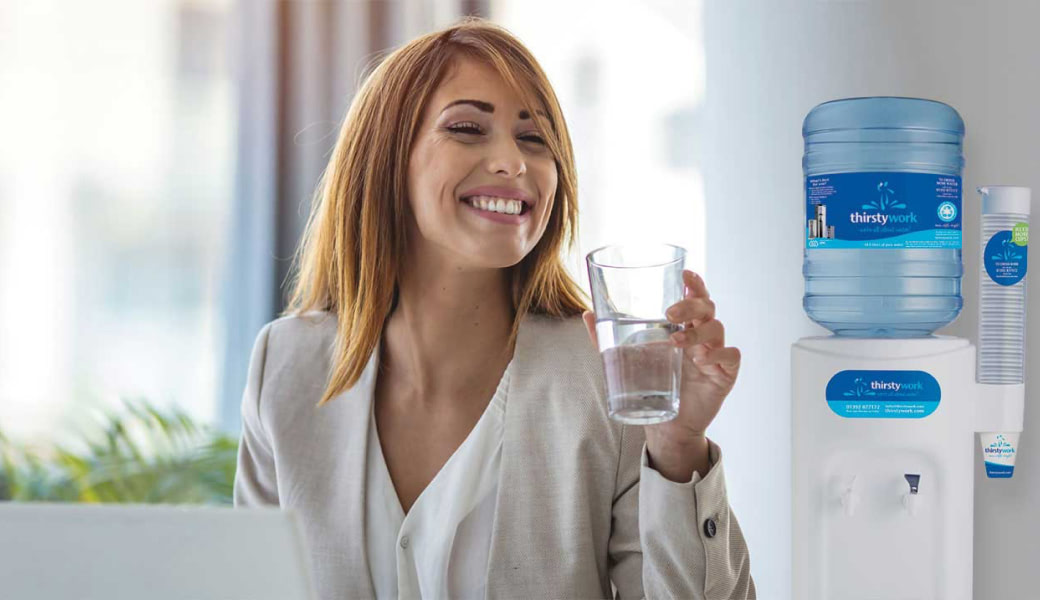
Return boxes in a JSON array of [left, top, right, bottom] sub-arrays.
[[485, 135, 527, 178]]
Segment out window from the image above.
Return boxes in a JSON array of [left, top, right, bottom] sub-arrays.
[[0, 0, 236, 444], [491, 0, 707, 286]]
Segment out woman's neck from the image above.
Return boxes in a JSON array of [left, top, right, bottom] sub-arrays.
[[382, 260, 515, 401]]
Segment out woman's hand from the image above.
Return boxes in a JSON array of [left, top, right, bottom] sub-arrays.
[[583, 269, 741, 482]]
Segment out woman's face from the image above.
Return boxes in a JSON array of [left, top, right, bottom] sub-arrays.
[[406, 56, 557, 271]]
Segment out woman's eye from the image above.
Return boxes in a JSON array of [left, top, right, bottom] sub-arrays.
[[519, 133, 546, 145], [446, 122, 484, 135]]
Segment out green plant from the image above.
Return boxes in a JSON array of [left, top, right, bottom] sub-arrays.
[[0, 399, 239, 504]]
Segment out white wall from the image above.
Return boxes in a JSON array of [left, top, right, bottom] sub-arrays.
[[704, 1, 1040, 597]]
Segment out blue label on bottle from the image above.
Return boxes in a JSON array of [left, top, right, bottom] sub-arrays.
[[983, 230, 1028, 286], [806, 172, 961, 249], [825, 370, 941, 419]]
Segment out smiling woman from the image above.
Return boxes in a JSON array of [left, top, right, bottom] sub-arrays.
[[233, 16, 754, 600], [283, 19, 586, 405], [409, 58, 555, 266]]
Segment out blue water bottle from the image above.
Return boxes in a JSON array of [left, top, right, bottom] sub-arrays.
[[803, 97, 965, 337]]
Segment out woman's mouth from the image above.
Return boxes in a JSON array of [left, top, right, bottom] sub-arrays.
[[458, 194, 533, 225], [460, 194, 531, 216]]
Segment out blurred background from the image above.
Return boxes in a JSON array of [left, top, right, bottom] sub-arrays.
[[0, 0, 710, 551], [4, 0, 1040, 597], [0, 0, 705, 441]]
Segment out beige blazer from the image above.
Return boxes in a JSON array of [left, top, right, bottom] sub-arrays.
[[233, 310, 756, 599]]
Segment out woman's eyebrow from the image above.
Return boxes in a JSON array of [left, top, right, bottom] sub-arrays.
[[442, 99, 495, 113], [441, 99, 547, 121]]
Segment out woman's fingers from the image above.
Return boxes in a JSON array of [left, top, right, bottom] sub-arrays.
[[666, 272, 739, 379], [670, 318, 725, 348], [665, 297, 716, 326], [699, 346, 741, 372], [690, 344, 741, 375], [682, 270, 709, 299]]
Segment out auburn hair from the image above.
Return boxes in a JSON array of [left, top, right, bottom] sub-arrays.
[[283, 17, 588, 406]]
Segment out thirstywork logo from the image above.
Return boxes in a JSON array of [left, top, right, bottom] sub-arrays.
[[849, 180, 917, 226], [850, 212, 918, 225], [984, 434, 1016, 457], [870, 380, 924, 392], [842, 377, 924, 396]]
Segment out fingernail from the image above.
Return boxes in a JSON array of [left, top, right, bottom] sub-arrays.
[[672, 332, 686, 344]]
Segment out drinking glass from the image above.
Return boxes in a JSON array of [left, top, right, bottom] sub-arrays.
[[586, 244, 686, 424]]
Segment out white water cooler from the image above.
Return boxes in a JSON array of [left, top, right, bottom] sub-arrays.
[[795, 94, 1029, 598], [791, 335, 1025, 599]]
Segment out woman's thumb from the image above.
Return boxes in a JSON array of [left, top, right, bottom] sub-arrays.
[[582, 310, 597, 347]]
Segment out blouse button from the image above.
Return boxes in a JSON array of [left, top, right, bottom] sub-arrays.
[[400, 535, 410, 549]]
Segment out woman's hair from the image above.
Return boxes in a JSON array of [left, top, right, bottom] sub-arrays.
[[283, 17, 589, 407]]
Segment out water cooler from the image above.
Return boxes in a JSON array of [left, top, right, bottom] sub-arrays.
[[792, 97, 1029, 599], [793, 336, 998, 599]]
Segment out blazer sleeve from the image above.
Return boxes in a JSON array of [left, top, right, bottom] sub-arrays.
[[232, 322, 280, 507], [608, 424, 756, 600]]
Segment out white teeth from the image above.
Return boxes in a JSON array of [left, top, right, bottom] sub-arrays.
[[466, 195, 525, 216]]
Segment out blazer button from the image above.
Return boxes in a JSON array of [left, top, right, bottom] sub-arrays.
[[400, 535, 410, 549], [703, 518, 717, 538]]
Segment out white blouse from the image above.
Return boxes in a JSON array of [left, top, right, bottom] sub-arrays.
[[364, 359, 511, 599]]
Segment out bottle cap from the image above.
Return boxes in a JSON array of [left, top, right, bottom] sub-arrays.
[[979, 186, 1031, 215]]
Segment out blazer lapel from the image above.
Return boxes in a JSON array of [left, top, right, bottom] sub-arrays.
[[325, 339, 381, 598], [483, 314, 609, 598], [484, 314, 543, 597]]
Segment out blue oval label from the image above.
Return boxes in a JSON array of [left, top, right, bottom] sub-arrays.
[[984, 229, 1027, 286], [825, 370, 941, 419]]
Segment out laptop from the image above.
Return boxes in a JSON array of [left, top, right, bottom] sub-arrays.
[[0, 502, 316, 600]]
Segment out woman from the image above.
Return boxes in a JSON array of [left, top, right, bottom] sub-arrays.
[[233, 17, 755, 600]]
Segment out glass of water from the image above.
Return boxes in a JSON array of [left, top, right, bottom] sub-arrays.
[[586, 244, 686, 424]]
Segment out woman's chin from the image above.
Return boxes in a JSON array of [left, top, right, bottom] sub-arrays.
[[456, 245, 530, 271]]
